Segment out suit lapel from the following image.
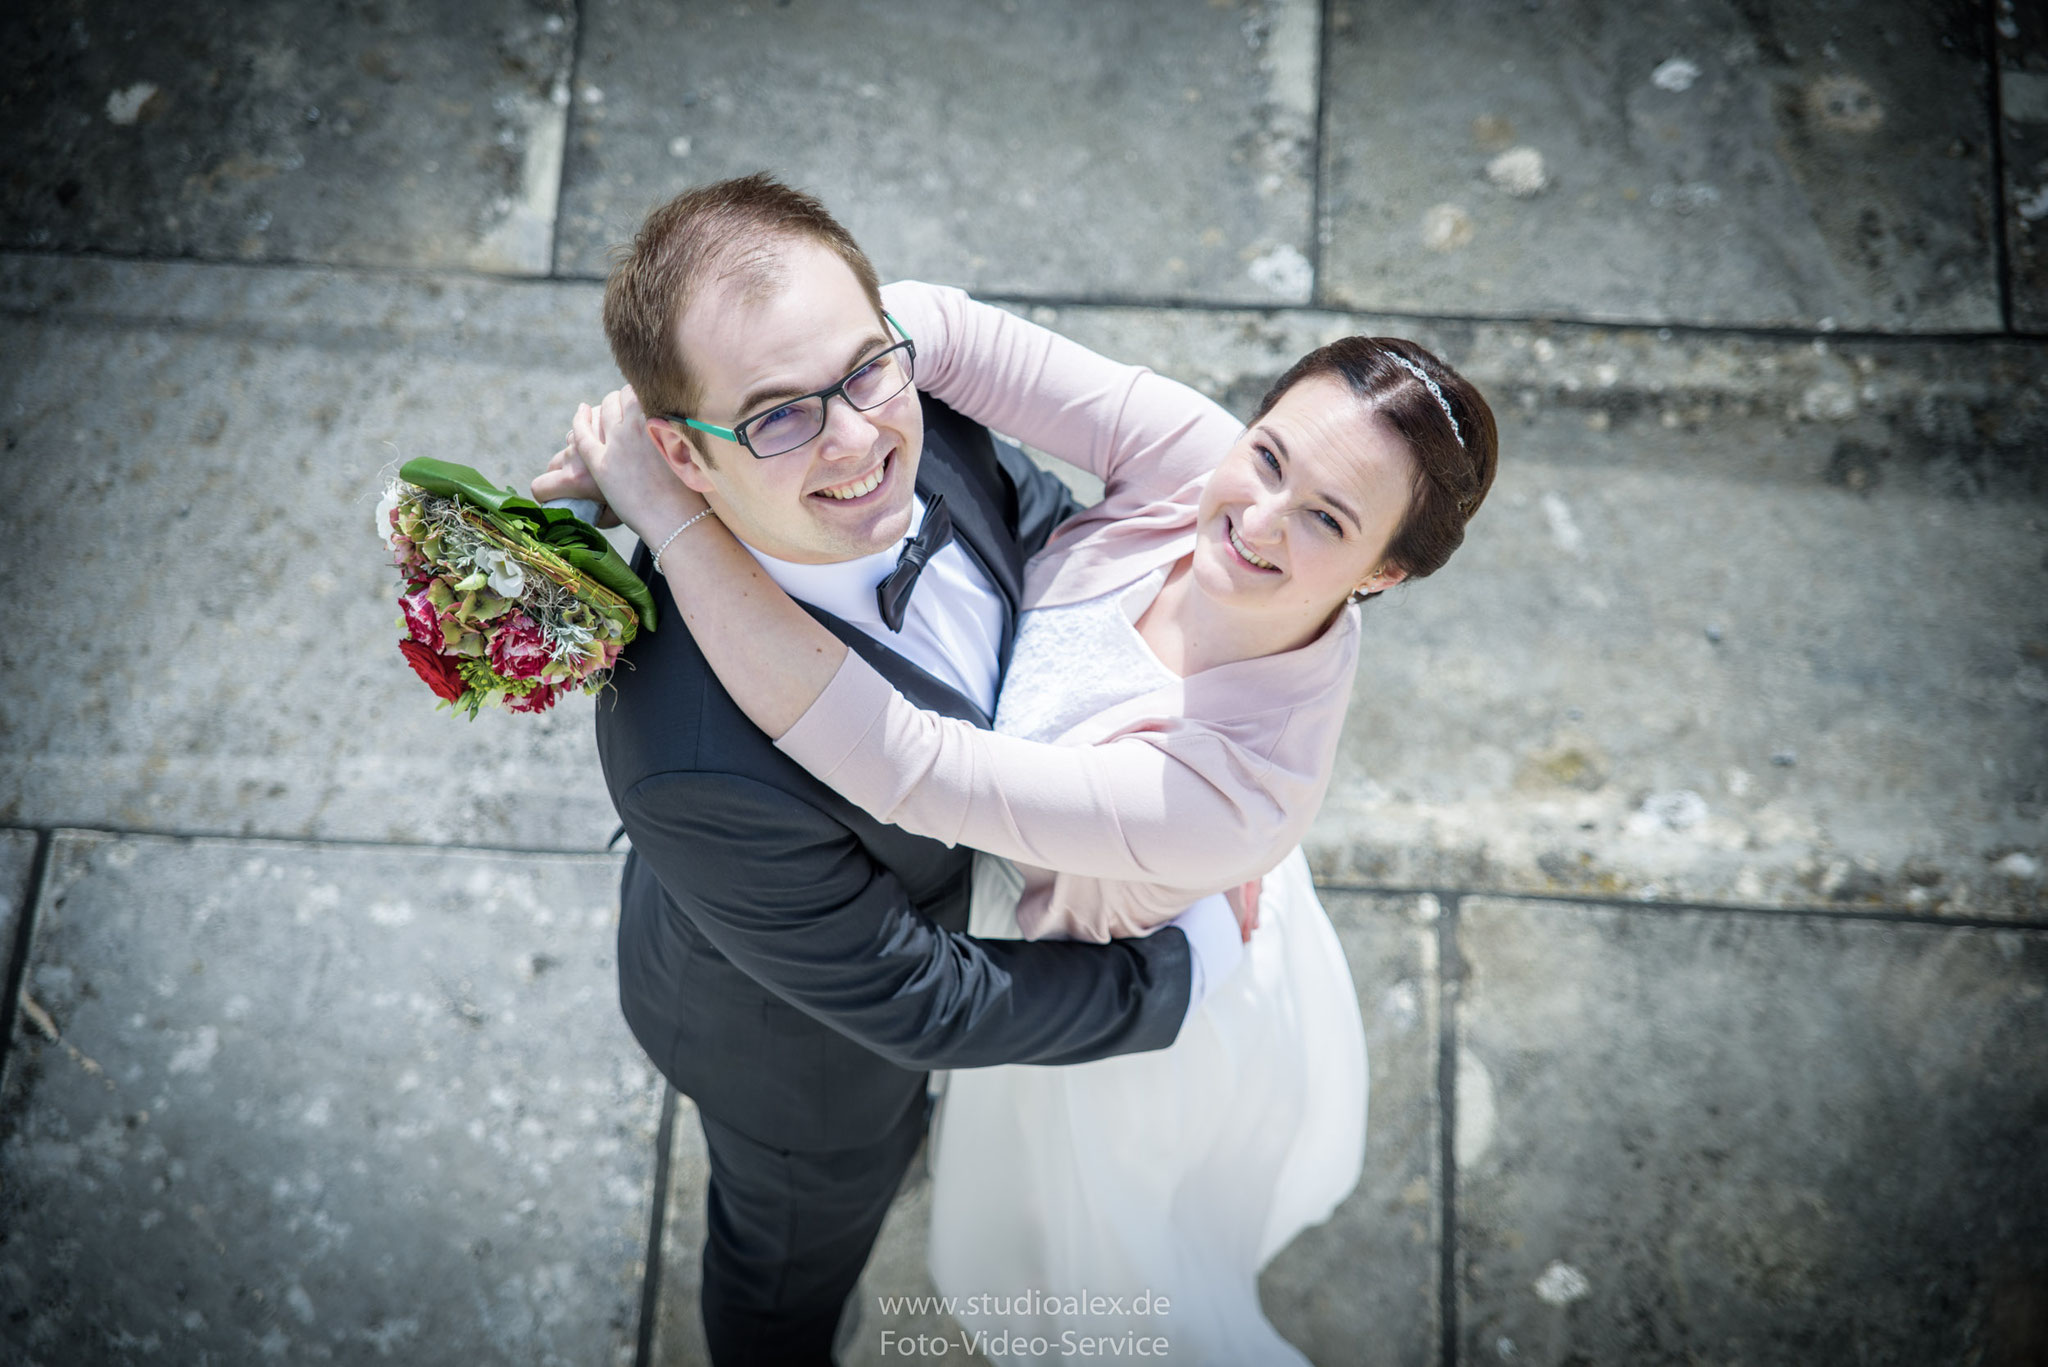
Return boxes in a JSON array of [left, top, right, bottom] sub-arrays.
[[913, 394, 1025, 664]]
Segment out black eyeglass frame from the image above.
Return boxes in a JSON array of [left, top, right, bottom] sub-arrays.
[[665, 314, 918, 459]]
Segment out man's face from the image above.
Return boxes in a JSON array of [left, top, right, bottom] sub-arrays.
[[664, 240, 922, 564]]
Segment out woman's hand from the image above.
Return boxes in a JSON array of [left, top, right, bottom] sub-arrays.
[[1225, 878, 1262, 943], [533, 386, 706, 545], [532, 432, 619, 527], [555, 389, 850, 742]]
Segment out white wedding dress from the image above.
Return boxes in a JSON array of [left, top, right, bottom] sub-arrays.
[[926, 570, 1368, 1366]]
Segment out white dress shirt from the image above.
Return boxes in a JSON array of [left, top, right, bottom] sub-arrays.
[[739, 494, 1004, 718]]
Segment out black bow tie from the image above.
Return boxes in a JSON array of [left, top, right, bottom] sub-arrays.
[[875, 494, 952, 633]]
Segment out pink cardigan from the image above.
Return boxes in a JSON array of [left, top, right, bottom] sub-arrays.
[[774, 281, 1361, 941]]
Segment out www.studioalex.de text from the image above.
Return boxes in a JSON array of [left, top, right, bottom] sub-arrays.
[[877, 1289, 1174, 1357]]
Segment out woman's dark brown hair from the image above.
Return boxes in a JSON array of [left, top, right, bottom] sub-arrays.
[[1252, 338, 1498, 602]]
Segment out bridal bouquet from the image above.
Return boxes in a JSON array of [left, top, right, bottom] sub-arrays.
[[375, 458, 656, 717]]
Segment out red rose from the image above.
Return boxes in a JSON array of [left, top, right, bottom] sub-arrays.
[[399, 638, 468, 702], [488, 613, 554, 681], [398, 585, 442, 647], [508, 680, 561, 714]]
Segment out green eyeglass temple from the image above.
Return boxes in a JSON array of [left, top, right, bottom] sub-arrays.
[[678, 313, 911, 449], [682, 416, 742, 443]]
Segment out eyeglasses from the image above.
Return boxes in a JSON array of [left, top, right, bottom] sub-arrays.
[[672, 314, 918, 459]]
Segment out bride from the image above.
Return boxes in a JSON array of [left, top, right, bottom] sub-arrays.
[[554, 280, 1495, 1363]]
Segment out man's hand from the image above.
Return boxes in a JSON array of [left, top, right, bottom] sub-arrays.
[[1224, 878, 1262, 943]]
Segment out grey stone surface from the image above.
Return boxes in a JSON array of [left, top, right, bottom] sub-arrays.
[[1314, 403, 2048, 918], [556, 0, 1319, 304], [0, 831, 659, 1367], [0, 0, 575, 274], [1262, 891, 1442, 1367], [0, 829, 38, 1029], [1321, 0, 2002, 330], [2001, 0, 2048, 330], [1453, 897, 2048, 1365], [648, 1093, 711, 1367], [0, 254, 622, 849]]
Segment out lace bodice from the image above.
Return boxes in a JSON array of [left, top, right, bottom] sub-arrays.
[[991, 568, 1176, 745]]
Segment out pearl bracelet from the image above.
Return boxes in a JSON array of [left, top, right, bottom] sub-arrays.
[[652, 508, 715, 575]]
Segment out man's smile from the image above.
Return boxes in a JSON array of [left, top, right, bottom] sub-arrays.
[[812, 451, 893, 503]]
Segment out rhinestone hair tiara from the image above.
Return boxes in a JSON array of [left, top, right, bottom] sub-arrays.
[[1386, 353, 1463, 447]]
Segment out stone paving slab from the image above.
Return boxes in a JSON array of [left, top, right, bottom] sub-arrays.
[[556, 0, 1319, 305], [0, 255, 621, 850], [0, 832, 659, 1367], [650, 889, 1439, 1366], [647, 1093, 712, 1367], [1312, 405, 2048, 917], [0, 0, 574, 274], [4, 253, 2040, 915], [2001, 0, 2048, 331], [1321, 0, 2002, 330], [1451, 896, 2048, 1365], [0, 831, 38, 1028]]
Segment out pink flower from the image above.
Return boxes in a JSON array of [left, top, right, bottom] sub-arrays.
[[508, 680, 561, 714], [390, 534, 424, 577], [399, 585, 442, 647], [488, 613, 554, 681]]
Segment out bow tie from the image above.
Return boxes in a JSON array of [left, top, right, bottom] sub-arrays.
[[875, 495, 952, 633]]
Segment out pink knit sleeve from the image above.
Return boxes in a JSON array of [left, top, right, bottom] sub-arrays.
[[881, 280, 1238, 496], [775, 650, 1294, 893]]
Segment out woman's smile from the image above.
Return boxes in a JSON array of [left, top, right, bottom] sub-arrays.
[[1225, 515, 1281, 572]]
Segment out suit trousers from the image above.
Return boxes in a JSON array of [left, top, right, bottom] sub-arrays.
[[697, 1085, 929, 1366]]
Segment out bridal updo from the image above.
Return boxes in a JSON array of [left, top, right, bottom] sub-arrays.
[[1253, 339, 1498, 601]]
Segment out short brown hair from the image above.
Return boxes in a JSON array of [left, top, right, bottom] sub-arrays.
[[1252, 338, 1498, 598], [603, 174, 886, 444]]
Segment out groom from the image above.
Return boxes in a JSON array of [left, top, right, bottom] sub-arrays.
[[533, 175, 1240, 1365]]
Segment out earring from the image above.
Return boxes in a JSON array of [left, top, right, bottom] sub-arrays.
[[1350, 564, 1395, 604]]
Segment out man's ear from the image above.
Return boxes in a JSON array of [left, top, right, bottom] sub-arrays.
[[647, 418, 718, 495]]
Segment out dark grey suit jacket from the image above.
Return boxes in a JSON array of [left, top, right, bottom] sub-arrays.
[[597, 395, 1193, 1150]]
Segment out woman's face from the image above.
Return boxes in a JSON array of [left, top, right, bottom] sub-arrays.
[[1191, 373, 1415, 628]]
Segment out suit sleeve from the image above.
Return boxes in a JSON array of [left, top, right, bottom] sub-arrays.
[[617, 767, 1193, 1071]]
